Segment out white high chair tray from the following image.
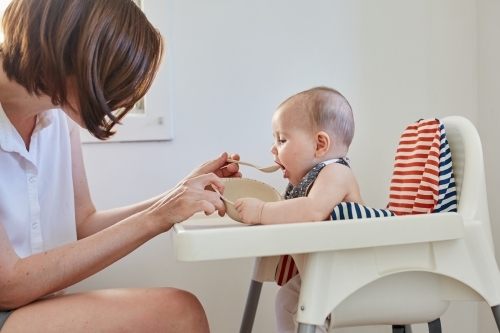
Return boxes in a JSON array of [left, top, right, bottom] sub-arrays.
[[172, 212, 464, 262]]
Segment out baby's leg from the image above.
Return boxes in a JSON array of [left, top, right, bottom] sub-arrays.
[[275, 274, 301, 333], [275, 274, 329, 333]]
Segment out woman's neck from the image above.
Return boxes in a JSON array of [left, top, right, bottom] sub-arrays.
[[0, 68, 54, 149]]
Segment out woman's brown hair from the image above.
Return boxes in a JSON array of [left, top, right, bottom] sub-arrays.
[[0, 0, 164, 140]]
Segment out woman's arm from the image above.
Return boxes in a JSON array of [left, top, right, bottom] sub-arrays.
[[0, 208, 153, 310], [0, 174, 224, 310], [0, 170, 225, 310], [70, 120, 240, 239]]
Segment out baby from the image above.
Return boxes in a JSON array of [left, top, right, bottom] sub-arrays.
[[234, 86, 364, 333]]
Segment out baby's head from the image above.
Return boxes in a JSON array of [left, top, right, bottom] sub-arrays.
[[271, 86, 354, 185]]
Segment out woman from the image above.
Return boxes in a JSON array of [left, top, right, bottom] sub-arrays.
[[0, 0, 239, 332]]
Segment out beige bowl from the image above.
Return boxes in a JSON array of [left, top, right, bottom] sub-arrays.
[[218, 178, 282, 223]]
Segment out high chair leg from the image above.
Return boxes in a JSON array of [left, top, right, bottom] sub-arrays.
[[491, 305, 500, 332], [392, 325, 405, 333], [428, 318, 441, 333], [392, 325, 412, 333], [239, 280, 263, 333], [297, 323, 316, 333]]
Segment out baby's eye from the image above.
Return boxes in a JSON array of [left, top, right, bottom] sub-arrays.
[[278, 139, 286, 144]]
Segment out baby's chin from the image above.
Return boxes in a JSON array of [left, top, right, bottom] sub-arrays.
[[286, 175, 301, 186], [285, 170, 309, 186]]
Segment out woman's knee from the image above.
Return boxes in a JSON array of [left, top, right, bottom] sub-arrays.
[[1, 288, 210, 333], [163, 288, 205, 313], [157, 288, 209, 332]]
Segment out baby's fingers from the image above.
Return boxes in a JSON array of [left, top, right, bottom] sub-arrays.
[[233, 200, 249, 222], [233, 199, 243, 210]]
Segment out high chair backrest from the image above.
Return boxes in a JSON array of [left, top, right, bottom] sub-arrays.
[[387, 118, 457, 215], [441, 116, 493, 248]]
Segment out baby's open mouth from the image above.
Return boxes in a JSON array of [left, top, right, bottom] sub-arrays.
[[275, 162, 287, 178]]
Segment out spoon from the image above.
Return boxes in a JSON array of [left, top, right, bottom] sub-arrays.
[[226, 158, 281, 173], [211, 184, 234, 205]]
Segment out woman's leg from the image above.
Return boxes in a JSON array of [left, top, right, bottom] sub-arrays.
[[2, 288, 209, 333]]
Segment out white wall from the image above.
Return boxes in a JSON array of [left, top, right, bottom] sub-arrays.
[[70, 1, 497, 332], [477, 0, 500, 332]]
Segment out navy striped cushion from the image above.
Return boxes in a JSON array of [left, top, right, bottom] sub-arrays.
[[434, 123, 458, 213], [331, 202, 396, 220]]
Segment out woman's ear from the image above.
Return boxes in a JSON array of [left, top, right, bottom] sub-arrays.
[[315, 131, 330, 157]]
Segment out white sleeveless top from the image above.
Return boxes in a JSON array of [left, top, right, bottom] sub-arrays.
[[0, 104, 77, 260]]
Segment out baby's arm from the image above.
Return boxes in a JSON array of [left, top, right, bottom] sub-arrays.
[[234, 163, 359, 224]]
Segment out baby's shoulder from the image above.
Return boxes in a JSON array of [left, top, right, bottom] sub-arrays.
[[320, 161, 354, 176], [306, 162, 363, 206], [315, 162, 358, 187]]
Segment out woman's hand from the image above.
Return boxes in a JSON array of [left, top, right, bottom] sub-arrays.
[[234, 198, 265, 225], [145, 173, 227, 232], [142, 152, 241, 231], [184, 152, 242, 182]]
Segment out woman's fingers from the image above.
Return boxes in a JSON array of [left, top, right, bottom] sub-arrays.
[[186, 173, 225, 193], [204, 152, 229, 174], [200, 176, 226, 216], [196, 200, 216, 216], [225, 153, 240, 174], [202, 187, 226, 216], [213, 152, 241, 178], [184, 152, 241, 180], [147, 173, 231, 230], [218, 166, 241, 178], [221, 153, 241, 177], [198, 153, 230, 176]]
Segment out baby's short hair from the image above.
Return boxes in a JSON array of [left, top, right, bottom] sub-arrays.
[[280, 86, 355, 148]]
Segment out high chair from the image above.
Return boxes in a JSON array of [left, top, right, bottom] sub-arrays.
[[239, 116, 500, 333], [171, 116, 500, 333]]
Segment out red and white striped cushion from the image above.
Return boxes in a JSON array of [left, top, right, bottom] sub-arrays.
[[387, 118, 442, 215]]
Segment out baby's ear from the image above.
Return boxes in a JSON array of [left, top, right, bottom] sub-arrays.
[[315, 131, 330, 157]]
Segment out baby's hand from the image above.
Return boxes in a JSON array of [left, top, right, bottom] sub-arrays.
[[233, 198, 265, 225]]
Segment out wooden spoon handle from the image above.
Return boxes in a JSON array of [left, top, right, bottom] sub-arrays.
[[211, 184, 234, 204], [226, 158, 255, 168]]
